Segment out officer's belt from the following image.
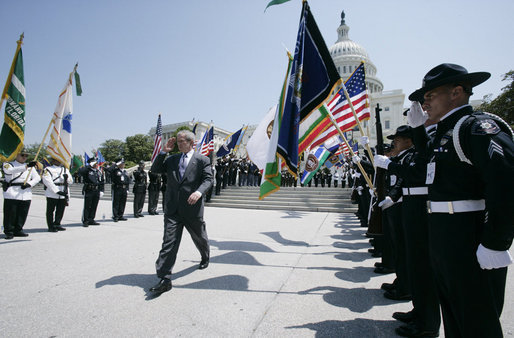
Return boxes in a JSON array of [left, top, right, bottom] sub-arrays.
[[427, 199, 485, 214], [84, 184, 99, 191], [402, 187, 428, 196]]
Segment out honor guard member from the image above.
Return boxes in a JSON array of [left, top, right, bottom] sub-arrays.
[[2, 149, 41, 239], [147, 169, 161, 215], [79, 158, 104, 226], [375, 124, 441, 337], [214, 158, 224, 195], [108, 158, 130, 222], [408, 63, 514, 338], [42, 157, 73, 232], [132, 160, 147, 218]]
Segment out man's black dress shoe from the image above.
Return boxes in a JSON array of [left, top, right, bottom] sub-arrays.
[[55, 226, 66, 231], [381, 282, 396, 291], [374, 262, 384, 268], [119, 217, 128, 221], [393, 310, 415, 323], [138, 214, 144, 217], [199, 259, 209, 270], [374, 266, 395, 274], [149, 278, 172, 293], [13, 231, 28, 237], [395, 323, 439, 337], [134, 214, 139, 218], [82, 223, 89, 227], [384, 290, 412, 301], [5, 234, 14, 240], [89, 221, 100, 225], [48, 227, 58, 233]]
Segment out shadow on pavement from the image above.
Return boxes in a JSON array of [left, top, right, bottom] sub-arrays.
[[210, 239, 275, 252], [286, 318, 398, 338], [298, 286, 399, 313], [261, 231, 310, 247]]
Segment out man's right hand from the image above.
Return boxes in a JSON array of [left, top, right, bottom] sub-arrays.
[[162, 137, 176, 153]]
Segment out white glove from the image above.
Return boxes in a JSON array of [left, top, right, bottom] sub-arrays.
[[374, 155, 391, 169], [378, 196, 394, 210], [352, 155, 361, 164], [359, 136, 369, 146], [476, 244, 513, 270], [100, 192, 104, 198], [368, 188, 375, 197], [407, 101, 428, 128]]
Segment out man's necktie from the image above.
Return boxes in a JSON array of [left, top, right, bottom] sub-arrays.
[[179, 153, 187, 179]]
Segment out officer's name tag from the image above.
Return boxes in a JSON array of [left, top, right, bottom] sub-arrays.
[[426, 162, 435, 185]]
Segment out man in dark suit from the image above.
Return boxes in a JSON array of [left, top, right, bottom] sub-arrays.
[[149, 130, 213, 294]]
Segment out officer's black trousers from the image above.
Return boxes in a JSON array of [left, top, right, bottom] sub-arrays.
[[429, 211, 506, 338], [148, 187, 159, 213], [133, 191, 146, 216], [3, 199, 30, 235], [402, 196, 440, 332], [112, 187, 127, 219], [386, 202, 410, 295], [46, 197, 66, 228], [380, 207, 395, 269], [82, 190, 99, 224]]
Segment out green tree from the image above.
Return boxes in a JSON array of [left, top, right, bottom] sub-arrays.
[[125, 134, 153, 163], [478, 70, 514, 127], [98, 139, 126, 163], [24, 142, 48, 161]]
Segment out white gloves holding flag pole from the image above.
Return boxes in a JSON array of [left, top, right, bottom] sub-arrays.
[[359, 136, 369, 146], [476, 244, 513, 270], [378, 196, 394, 210], [407, 101, 428, 128], [352, 155, 361, 164], [374, 155, 391, 169]]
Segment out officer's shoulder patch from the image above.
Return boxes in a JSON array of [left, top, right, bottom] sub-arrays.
[[3, 163, 11, 170], [471, 119, 500, 136]]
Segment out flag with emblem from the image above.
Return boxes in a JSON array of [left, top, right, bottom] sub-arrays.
[[300, 145, 331, 185], [70, 154, 83, 175], [47, 65, 79, 169], [216, 126, 247, 157], [96, 149, 105, 166], [307, 62, 370, 149], [0, 35, 25, 162], [276, 1, 342, 177], [151, 114, 162, 163]]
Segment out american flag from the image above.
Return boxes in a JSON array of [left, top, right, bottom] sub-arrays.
[[151, 114, 162, 163], [310, 62, 370, 148], [200, 126, 214, 156]]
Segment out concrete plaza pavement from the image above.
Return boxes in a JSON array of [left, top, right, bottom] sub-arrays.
[[0, 195, 513, 337]]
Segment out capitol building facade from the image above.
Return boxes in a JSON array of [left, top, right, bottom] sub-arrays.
[[152, 10, 405, 157]]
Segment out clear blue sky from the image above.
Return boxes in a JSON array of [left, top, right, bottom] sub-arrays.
[[1, 0, 512, 154]]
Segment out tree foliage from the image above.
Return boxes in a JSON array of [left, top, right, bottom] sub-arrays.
[[125, 134, 153, 163], [478, 70, 514, 127], [98, 139, 126, 163], [24, 143, 48, 161]]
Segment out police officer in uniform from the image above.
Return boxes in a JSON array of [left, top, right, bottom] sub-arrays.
[[108, 158, 130, 222], [376, 124, 441, 337], [407, 64, 514, 338], [132, 160, 147, 218], [2, 149, 40, 239], [214, 158, 224, 195], [42, 157, 73, 232], [147, 169, 161, 215], [79, 158, 104, 226]]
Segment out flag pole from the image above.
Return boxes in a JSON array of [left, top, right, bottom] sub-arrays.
[[340, 82, 375, 165], [324, 103, 374, 191], [0, 33, 24, 111]]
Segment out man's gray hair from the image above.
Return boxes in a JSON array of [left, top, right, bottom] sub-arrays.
[[177, 130, 195, 143]]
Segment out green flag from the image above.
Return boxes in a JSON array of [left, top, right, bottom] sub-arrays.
[[74, 69, 82, 96], [0, 36, 25, 162], [70, 154, 83, 175], [264, 0, 292, 12]]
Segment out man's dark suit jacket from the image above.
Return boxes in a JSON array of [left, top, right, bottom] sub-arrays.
[[151, 152, 213, 218]]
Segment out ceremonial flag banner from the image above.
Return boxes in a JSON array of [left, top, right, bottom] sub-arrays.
[[84, 152, 90, 163], [151, 114, 162, 163], [47, 68, 77, 168], [70, 154, 83, 175], [216, 126, 246, 157], [96, 149, 105, 166], [246, 106, 276, 171], [276, 1, 341, 176], [200, 126, 214, 156], [300, 146, 331, 185], [0, 37, 25, 162], [265, 0, 291, 11], [308, 62, 370, 149]]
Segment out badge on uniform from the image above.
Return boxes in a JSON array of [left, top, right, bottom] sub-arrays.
[[426, 162, 436, 185], [472, 119, 500, 135]]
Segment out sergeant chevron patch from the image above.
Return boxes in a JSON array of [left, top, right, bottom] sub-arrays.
[[488, 140, 504, 159]]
